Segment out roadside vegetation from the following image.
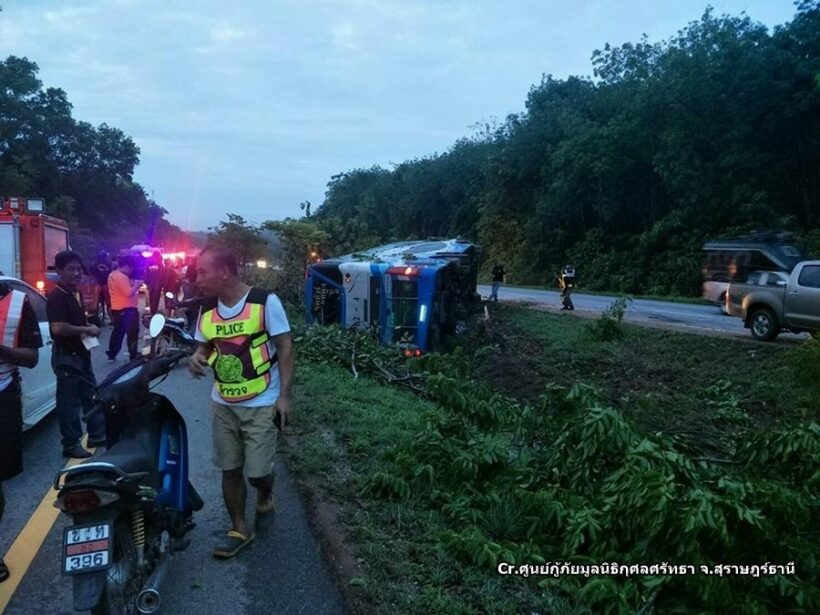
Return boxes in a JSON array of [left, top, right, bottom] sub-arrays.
[[287, 304, 818, 614]]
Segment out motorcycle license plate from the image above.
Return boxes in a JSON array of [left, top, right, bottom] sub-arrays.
[[62, 523, 113, 575]]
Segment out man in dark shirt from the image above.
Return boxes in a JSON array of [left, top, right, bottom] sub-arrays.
[[489, 263, 506, 302], [46, 250, 105, 459], [0, 283, 42, 583]]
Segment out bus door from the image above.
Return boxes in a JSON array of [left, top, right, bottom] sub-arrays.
[[339, 262, 372, 330], [385, 267, 420, 346]]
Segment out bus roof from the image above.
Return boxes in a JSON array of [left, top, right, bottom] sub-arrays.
[[328, 238, 479, 264]]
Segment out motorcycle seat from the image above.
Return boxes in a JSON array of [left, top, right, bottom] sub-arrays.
[[89, 438, 154, 476]]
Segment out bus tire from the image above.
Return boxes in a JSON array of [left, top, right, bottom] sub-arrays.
[[749, 307, 780, 342]]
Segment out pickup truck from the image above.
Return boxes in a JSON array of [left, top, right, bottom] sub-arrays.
[[726, 261, 820, 341]]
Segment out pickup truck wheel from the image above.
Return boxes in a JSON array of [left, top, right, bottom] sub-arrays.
[[718, 292, 728, 315], [750, 307, 780, 342]]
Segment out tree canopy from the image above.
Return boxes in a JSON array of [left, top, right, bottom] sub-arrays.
[[312, 3, 820, 296], [0, 55, 187, 258]]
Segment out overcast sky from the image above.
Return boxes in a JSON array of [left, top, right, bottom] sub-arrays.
[[0, 0, 799, 231]]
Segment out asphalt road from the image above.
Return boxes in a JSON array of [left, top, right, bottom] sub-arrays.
[[1, 327, 346, 615], [478, 284, 808, 342]]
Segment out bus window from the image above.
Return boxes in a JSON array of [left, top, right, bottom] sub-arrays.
[[44, 225, 68, 271], [310, 264, 343, 326]]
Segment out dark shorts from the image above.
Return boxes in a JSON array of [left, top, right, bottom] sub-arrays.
[[0, 376, 23, 481]]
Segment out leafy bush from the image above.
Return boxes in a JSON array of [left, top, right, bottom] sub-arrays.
[[586, 297, 631, 342], [787, 338, 820, 390], [363, 377, 819, 613]]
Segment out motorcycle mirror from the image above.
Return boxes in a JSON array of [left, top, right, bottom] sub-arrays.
[[165, 291, 175, 299], [149, 314, 166, 339]]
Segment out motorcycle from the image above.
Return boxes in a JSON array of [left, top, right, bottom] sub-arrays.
[[154, 294, 201, 358], [54, 315, 203, 614]]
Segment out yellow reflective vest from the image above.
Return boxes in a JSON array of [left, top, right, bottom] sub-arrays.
[[198, 289, 277, 403]]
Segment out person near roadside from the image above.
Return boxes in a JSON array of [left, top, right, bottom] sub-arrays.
[[46, 250, 106, 459], [163, 263, 181, 316], [0, 282, 43, 583], [188, 244, 293, 559], [106, 254, 142, 363], [489, 263, 506, 302], [145, 255, 164, 316], [92, 250, 112, 326], [559, 264, 576, 311]]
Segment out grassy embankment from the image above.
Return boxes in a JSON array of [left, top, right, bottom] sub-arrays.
[[284, 303, 818, 614]]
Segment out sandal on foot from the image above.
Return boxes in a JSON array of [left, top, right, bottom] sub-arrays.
[[0, 559, 9, 583], [213, 530, 255, 559]]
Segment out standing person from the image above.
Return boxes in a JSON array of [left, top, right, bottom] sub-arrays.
[[559, 265, 576, 311], [163, 263, 181, 316], [145, 254, 164, 316], [0, 283, 42, 583], [489, 263, 506, 302], [188, 245, 293, 559], [47, 250, 106, 459], [92, 250, 112, 326], [106, 254, 142, 363]]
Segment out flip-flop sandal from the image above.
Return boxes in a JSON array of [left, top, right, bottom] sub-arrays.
[[0, 559, 9, 583], [213, 530, 255, 559]]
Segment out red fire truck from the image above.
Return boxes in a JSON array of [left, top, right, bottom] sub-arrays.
[[0, 196, 100, 320]]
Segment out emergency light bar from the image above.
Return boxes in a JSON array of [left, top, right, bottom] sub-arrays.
[[26, 198, 44, 212]]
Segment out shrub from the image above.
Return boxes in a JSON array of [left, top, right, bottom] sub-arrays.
[[586, 297, 631, 342]]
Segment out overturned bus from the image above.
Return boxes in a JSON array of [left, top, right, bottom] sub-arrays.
[[305, 239, 481, 352]]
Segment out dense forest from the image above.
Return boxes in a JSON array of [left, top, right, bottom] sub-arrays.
[[311, 2, 820, 296], [0, 56, 186, 258]]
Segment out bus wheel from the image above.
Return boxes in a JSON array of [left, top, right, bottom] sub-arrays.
[[750, 308, 780, 342]]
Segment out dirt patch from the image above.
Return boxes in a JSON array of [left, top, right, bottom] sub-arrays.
[[472, 313, 559, 403], [281, 431, 372, 614]]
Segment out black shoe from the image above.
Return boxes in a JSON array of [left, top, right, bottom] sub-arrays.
[[87, 438, 106, 448], [63, 445, 93, 459]]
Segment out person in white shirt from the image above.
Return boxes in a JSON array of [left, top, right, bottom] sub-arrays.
[[189, 245, 293, 559]]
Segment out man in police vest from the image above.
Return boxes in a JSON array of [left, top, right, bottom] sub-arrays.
[[0, 282, 43, 582], [189, 244, 293, 559]]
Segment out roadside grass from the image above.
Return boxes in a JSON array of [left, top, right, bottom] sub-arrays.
[[287, 362, 585, 615], [481, 303, 817, 456], [286, 305, 818, 613]]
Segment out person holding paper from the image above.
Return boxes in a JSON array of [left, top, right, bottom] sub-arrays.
[[46, 250, 105, 459]]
